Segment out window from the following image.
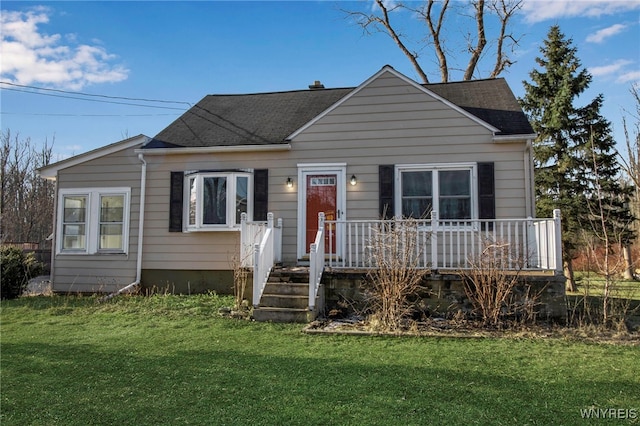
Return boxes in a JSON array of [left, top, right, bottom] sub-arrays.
[[58, 188, 130, 254], [62, 195, 87, 250], [99, 195, 125, 250], [398, 165, 475, 220], [185, 172, 252, 231]]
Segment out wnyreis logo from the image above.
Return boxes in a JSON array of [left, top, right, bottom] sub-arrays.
[[580, 408, 638, 419]]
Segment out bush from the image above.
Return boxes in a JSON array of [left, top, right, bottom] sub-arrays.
[[1, 247, 43, 299], [362, 219, 427, 331]]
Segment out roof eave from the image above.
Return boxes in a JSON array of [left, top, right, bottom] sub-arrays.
[[492, 133, 537, 143], [37, 134, 150, 181], [137, 143, 292, 155]]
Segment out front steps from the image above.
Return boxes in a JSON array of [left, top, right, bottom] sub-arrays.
[[253, 267, 321, 323]]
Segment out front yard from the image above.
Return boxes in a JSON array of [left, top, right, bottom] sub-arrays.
[[1, 294, 639, 425]]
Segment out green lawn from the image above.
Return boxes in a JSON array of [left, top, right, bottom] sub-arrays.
[[2, 294, 639, 425], [569, 274, 640, 300]]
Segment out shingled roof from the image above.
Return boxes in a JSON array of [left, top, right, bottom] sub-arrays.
[[146, 74, 533, 149]]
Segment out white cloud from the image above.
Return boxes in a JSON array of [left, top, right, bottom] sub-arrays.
[[0, 8, 128, 90], [590, 59, 633, 77], [521, 0, 640, 23], [586, 23, 627, 43], [617, 70, 640, 84]]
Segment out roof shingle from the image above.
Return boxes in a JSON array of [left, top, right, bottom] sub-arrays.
[[147, 76, 533, 149]]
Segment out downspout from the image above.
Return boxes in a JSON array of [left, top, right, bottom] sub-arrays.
[[101, 152, 146, 301], [49, 179, 58, 289], [524, 138, 534, 218]]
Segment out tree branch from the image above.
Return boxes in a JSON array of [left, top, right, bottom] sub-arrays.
[[464, 0, 486, 80]]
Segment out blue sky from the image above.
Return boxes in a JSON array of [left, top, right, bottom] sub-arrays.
[[1, 1, 639, 161]]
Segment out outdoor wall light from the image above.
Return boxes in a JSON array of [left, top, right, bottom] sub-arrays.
[[350, 174, 357, 186], [286, 177, 293, 188]]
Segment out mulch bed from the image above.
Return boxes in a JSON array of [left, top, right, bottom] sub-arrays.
[[303, 316, 640, 345]]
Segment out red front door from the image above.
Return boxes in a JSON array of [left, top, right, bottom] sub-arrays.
[[306, 174, 337, 253]]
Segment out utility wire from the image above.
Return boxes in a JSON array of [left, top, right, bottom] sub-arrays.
[[1, 112, 180, 117], [0, 81, 192, 107], [1, 86, 188, 111]]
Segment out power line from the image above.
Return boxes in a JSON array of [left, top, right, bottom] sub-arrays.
[[1, 111, 180, 117], [0, 81, 192, 106], [1, 86, 188, 110]]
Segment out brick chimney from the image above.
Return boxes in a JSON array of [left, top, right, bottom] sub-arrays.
[[308, 80, 325, 90]]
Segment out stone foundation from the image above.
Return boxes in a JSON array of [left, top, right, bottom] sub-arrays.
[[322, 270, 566, 321]]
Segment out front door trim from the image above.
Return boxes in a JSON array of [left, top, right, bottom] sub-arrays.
[[297, 163, 346, 260]]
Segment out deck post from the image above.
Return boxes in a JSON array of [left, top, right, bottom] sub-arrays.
[[253, 242, 260, 307], [267, 212, 274, 229], [309, 242, 318, 310], [430, 210, 439, 269], [275, 217, 283, 263], [240, 212, 249, 267], [553, 209, 562, 273]]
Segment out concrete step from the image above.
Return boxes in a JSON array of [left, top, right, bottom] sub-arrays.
[[253, 266, 319, 323], [252, 307, 314, 323], [267, 270, 310, 284], [260, 293, 308, 309], [262, 282, 308, 296]]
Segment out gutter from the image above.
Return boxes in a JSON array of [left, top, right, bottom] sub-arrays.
[[101, 153, 147, 301], [135, 143, 291, 156], [492, 133, 537, 143]]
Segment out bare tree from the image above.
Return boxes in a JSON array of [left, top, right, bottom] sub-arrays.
[[343, 0, 523, 83], [620, 84, 639, 279], [621, 84, 640, 190], [0, 129, 55, 245], [583, 131, 636, 325]]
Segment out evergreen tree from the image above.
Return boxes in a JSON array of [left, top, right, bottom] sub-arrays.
[[520, 26, 636, 290], [520, 25, 591, 290]]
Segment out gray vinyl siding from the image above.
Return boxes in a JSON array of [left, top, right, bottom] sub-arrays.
[[49, 70, 531, 289], [141, 71, 530, 271], [52, 145, 142, 292]]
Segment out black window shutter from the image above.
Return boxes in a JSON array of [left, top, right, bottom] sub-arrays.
[[478, 162, 495, 229], [169, 172, 184, 232], [253, 169, 268, 221], [379, 165, 395, 219]]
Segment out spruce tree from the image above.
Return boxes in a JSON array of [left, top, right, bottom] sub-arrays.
[[520, 26, 636, 290], [520, 25, 591, 290]]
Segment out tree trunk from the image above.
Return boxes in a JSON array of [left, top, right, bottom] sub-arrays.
[[622, 243, 635, 280], [564, 259, 577, 292]]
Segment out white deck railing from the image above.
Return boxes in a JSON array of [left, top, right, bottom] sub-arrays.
[[309, 212, 326, 310], [240, 212, 282, 267], [324, 209, 562, 273], [240, 213, 283, 306]]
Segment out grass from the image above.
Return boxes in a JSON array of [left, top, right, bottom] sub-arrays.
[[2, 294, 639, 425], [568, 274, 640, 300]]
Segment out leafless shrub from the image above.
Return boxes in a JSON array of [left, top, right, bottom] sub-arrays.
[[461, 241, 541, 326], [361, 219, 428, 331], [566, 275, 639, 333], [229, 223, 261, 313], [230, 255, 250, 312]]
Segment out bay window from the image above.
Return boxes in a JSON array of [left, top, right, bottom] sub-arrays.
[[185, 172, 251, 230], [58, 188, 130, 254]]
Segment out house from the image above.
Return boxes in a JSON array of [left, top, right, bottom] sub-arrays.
[[39, 65, 563, 319]]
